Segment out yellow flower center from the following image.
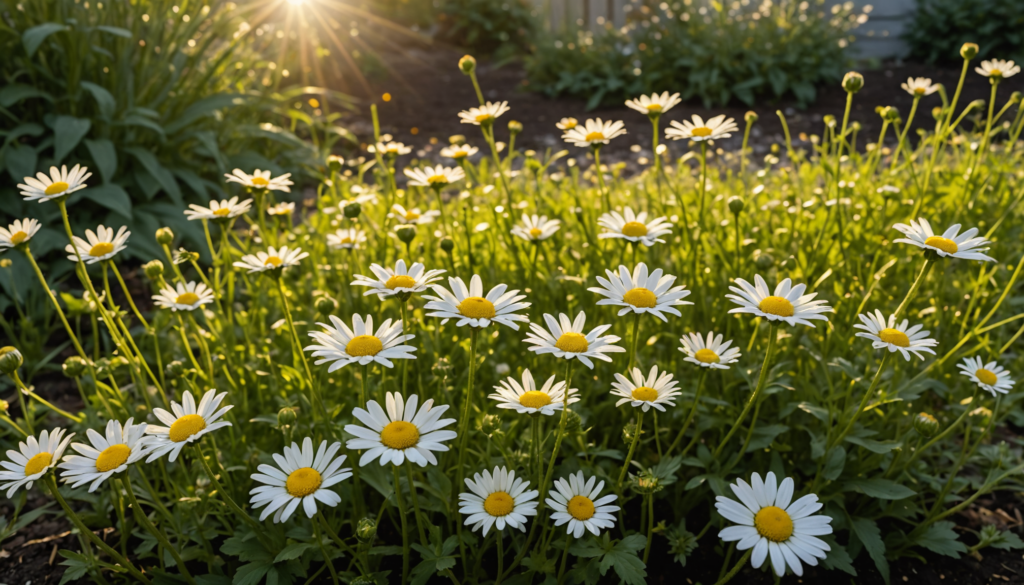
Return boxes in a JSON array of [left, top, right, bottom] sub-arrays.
[[555, 332, 589, 353], [346, 335, 383, 357], [694, 349, 720, 364], [621, 221, 649, 238], [386, 275, 417, 289], [690, 127, 713, 137], [250, 176, 270, 187], [976, 368, 998, 386], [483, 491, 515, 516], [990, 69, 1002, 77], [264, 256, 283, 267], [631, 386, 659, 401], [457, 296, 496, 319], [9, 231, 28, 245], [95, 444, 131, 473], [169, 414, 207, 443], [285, 467, 322, 497], [452, 150, 468, 159], [338, 238, 353, 246], [924, 236, 959, 254], [584, 131, 606, 142], [89, 242, 115, 257], [475, 113, 493, 123], [561, 120, 577, 129], [380, 421, 419, 449], [914, 87, 926, 95], [567, 495, 595, 521], [529, 227, 543, 238], [405, 211, 421, 221], [44, 181, 70, 196], [24, 452, 53, 476], [646, 104, 663, 113], [519, 391, 552, 409], [213, 206, 232, 217], [758, 296, 794, 317], [175, 292, 200, 306], [878, 328, 910, 347], [754, 506, 794, 542], [623, 287, 657, 308], [427, 175, 448, 185]]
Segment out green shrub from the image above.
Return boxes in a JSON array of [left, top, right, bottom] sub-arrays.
[[904, 0, 1024, 64], [436, 0, 537, 57]]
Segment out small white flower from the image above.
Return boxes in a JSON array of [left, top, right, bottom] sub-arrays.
[[18, 165, 92, 202], [610, 365, 681, 412], [267, 202, 295, 216], [440, 144, 480, 160], [459, 466, 539, 535], [225, 168, 293, 192], [511, 214, 561, 242], [390, 204, 440, 225], [877, 185, 900, 195], [0, 218, 41, 250], [145, 389, 233, 463], [625, 91, 681, 116], [233, 246, 308, 273], [854, 310, 938, 361], [958, 356, 1015, 396], [59, 419, 150, 492], [562, 118, 627, 148], [352, 260, 446, 300], [249, 438, 352, 523], [424, 275, 530, 330], [523, 312, 625, 369], [726, 275, 832, 327], [65, 225, 130, 264], [327, 228, 367, 250], [597, 207, 672, 247], [588, 263, 692, 322], [305, 314, 415, 371], [184, 197, 253, 221], [901, 77, 940, 97], [976, 59, 1020, 79], [458, 101, 511, 126], [0, 428, 74, 498], [666, 114, 739, 142], [546, 471, 619, 538], [369, 141, 412, 156], [555, 117, 578, 131], [404, 165, 465, 189], [489, 369, 579, 416], [679, 332, 742, 369], [892, 218, 994, 262], [152, 281, 216, 312], [344, 393, 457, 467]]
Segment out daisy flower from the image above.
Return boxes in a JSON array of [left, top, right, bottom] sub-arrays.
[[958, 356, 1015, 396], [18, 165, 92, 202], [0, 428, 74, 498], [351, 260, 446, 299], [562, 118, 627, 148], [625, 91, 682, 116], [390, 204, 440, 225], [65, 225, 130, 264], [424, 274, 530, 330], [976, 59, 1020, 79], [152, 281, 216, 312], [327, 228, 367, 250], [597, 207, 672, 247], [588, 263, 692, 322], [610, 365, 681, 412], [248, 438, 352, 523], [305, 314, 415, 371], [666, 114, 739, 142], [184, 197, 253, 221], [679, 332, 742, 369], [511, 214, 561, 242], [459, 466, 539, 535], [716, 472, 833, 578], [225, 168, 293, 192], [0, 218, 41, 250], [489, 369, 579, 416], [233, 246, 308, 273], [556, 117, 578, 131], [726, 275, 832, 327], [440, 144, 480, 160], [523, 312, 625, 369], [404, 165, 465, 189], [458, 101, 511, 126], [344, 393, 457, 467], [59, 419, 150, 492], [854, 310, 938, 361], [901, 77, 940, 97], [369, 142, 412, 156], [145, 389, 233, 463], [267, 202, 295, 216], [892, 218, 994, 262], [546, 471, 619, 538]]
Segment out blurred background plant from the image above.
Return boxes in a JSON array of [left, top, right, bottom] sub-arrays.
[[434, 0, 537, 59], [903, 0, 1024, 65]]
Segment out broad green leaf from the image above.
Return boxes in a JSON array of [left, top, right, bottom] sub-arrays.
[[23, 23, 67, 57], [95, 25, 132, 38], [84, 138, 117, 184], [819, 534, 856, 576], [82, 184, 131, 219], [844, 478, 916, 500], [53, 116, 92, 163], [850, 517, 889, 585], [164, 94, 244, 134], [115, 114, 167, 139], [125, 146, 182, 205], [0, 84, 54, 107], [2, 123, 45, 149], [5, 143, 37, 183], [233, 560, 273, 585], [844, 435, 901, 454], [273, 542, 316, 562], [914, 521, 966, 558], [823, 446, 846, 481], [81, 82, 116, 120]]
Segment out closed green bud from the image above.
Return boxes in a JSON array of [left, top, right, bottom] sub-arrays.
[[508, 120, 523, 135], [1011, 92, 1022, 104], [754, 250, 775, 269], [823, 115, 836, 128], [932, 106, 945, 120], [343, 202, 362, 219], [278, 406, 298, 427], [882, 106, 900, 121], [440, 236, 455, 253], [851, 121, 862, 132], [0, 347, 23, 376], [143, 259, 164, 280], [63, 356, 88, 378], [728, 196, 745, 215], [0, 399, 8, 412], [356, 518, 377, 543], [913, 412, 939, 437], [458, 54, 476, 75], [166, 360, 186, 378], [449, 134, 467, 146], [564, 409, 582, 433], [842, 71, 864, 93], [327, 154, 345, 172], [315, 296, 337, 315], [480, 413, 501, 434], [108, 356, 130, 373], [396, 225, 417, 244], [744, 111, 758, 124], [622, 420, 640, 444], [155, 227, 174, 245], [960, 42, 978, 60], [969, 99, 986, 112]]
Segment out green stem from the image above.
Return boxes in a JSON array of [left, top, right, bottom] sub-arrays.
[[393, 465, 410, 585], [121, 477, 196, 585], [829, 353, 890, 451], [713, 324, 777, 459], [618, 410, 644, 488], [667, 369, 707, 455], [713, 549, 753, 585]]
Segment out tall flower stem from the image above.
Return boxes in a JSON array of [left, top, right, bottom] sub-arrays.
[[454, 328, 479, 570], [667, 369, 708, 455], [405, 463, 428, 545], [22, 247, 88, 359], [121, 477, 196, 585], [627, 313, 642, 372], [890, 96, 921, 171], [192, 445, 275, 550], [894, 259, 933, 320], [316, 512, 369, 574], [392, 465, 411, 585], [593, 146, 610, 211], [556, 532, 572, 585], [828, 353, 890, 451], [9, 370, 82, 423], [311, 511, 340, 585], [276, 277, 326, 423], [712, 549, 753, 585], [712, 323, 778, 459], [617, 409, 645, 488], [919, 55, 971, 203], [539, 360, 574, 503]]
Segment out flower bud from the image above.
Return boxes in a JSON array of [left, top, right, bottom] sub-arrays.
[[108, 356, 130, 373], [564, 409, 582, 433], [622, 420, 639, 444], [396, 225, 417, 244], [1011, 92, 1023, 105], [356, 517, 377, 543], [960, 42, 978, 60], [155, 227, 174, 245], [932, 106, 944, 120], [143, 260, 165, 280], [343, 202, 362, 219], [0, 347, 23, 376], [278, 406, 298, 428], [449, 134, 467, 146], [327, 154, 345, 172], [508, 120, 523, 135], [166, 360, 186, 378], [842, 71, 864, 93], [63, 356, 88, 378], [744, 111, 758, 124], [0, 259, 11, 268], [754, 250, 775, 269], [913, 412, 939, 437], [480, 413, 501, 434], [315, 296, 337, 315], [822, 114, 836, 128], [440, 236, 455, 253], [728, 196, 745, 215], [882, 106, 900, 122], [969, 99, 986, 113], [458, 54, 476, 75], [0, 399, 8, 412]]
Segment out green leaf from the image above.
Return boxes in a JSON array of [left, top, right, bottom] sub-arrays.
[[850, 517, 889, 585], [95, 25, 132, 38], [5, 143, 37, 183], [115, 115, 167, 140], [125, 146, 182, 205], [273, 542, 316, 563], [3, 123, 45, 149], [0, 84, 54, 108], [23, 23, 67, 57], [82, 184, 131, 218], [914, 521, 966, 558], [844, 478, 916, 500], [233, 560, 273, 585], [164, 94, 244, 134], [823, 446, 846, 481], [58, 550, 93, 584], [990, 529, 1024, 550], [52, 116, 92, 163], [844, 436, 901, 454], [84, 138, 117, 184], [818, 535, 857, 576], [745, 423, 788, 451], [81, 82, 116, 120]]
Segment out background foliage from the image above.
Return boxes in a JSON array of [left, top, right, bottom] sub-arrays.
[[904, 0, 1024, 65]]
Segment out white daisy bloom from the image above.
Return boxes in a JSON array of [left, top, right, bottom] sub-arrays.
[[458, 101, 511, 126], [65, 225, 130, 264], [901, 77, 940, 97], [424, 274, 530, 330], [249, 438, 352, 523], [267, 202, 295, 216], [18, 165, 92, 202], [588, 263, 692, 322], [679, 332, 742, 370], [625, 91, 682, 116], [0, 218, 42, 250], [561, 118, 627, 148], [440, 144, 480, 160], [144, 389, 233, 463], [344, 393, 457, 467], [854, 310, 938, 361], [546, 471, 619, 538], [666, 114, 739, 142], [597, 207, 672, 247], [327, 228, 367, 250], [957, 356, 1015, 396], [0, 428, 74, 498], [305, 314, 415, 371], [726, 275, 832, 327], [59, 419, 150, 492], [976, 59, 1020, 79], [523, 312, 625, 369], [152, 281, 216, 312], [337, 191, 379, 212], [459, 466, 539, 535], [610, 365, 681, 412], [892, 218, 994, 262], [555, 117, 578, 131], [489, 369, 579, 416], [351, 260, 446, 299], [403, 165, 466, 189], [511, 214, 561, 242], [390, 203, 440, 225], [184, 197, 253, 221], [224, 168, 293, 192], [368, 141, 412, 156], [716, 472, 833, 578], [233, 246, 308, 273]]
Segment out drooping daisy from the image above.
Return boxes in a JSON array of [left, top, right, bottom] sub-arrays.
[[958, 356, 1015, 396], [327, 228, 367, 250], [511, 214, 561, 242], [556, 118, 578, 131], [854, 310, 938, 361], [144, 389, 233, 463], [562, 118, 627, 148], [726, 275, 832, 327], [976, 59, 1021, 80], [233, 246, 308, 273], [390, 204, 440, 225], [351, 260, 446, 299], [248, 438, 352, 523], [679, 332, 742, 370], [184, 197, 253, 221], [404, 165, 465, 189], [458, 101, 511, 126], [440, 144, 480, 160], [597, 207, 672, 248], [65, 225, 130, 264], [344, 393, 457, 467], [666, 114, 739, 142], [59, 419, 150, 492], [892, 218, 994, 262], [267, 202, 295, 216], [152, 281, 216, 312], [610, 365, 681, 412], [523, 312, 625, 369], [546, 471, 619, 538], [901, 77, 940, 97], [0, 428, 74, 498], [716, 472, 833, 578], [18, 165, 92, 202], [424, 275, 530, 330], [305, 314, 415, 371], [369, 141, 412, 156], [459, 466, 539, 535], [0, 219, 41, 250], [224, 168, 293, 192], [489, 369, 579, 416], [625, 91, 682, 116], [588, 263, 692, 322]]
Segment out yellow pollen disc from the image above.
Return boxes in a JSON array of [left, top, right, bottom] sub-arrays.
[[264, 256, 283, 267], [562, 121, 577, 129], [976, 368, 998, 386], [213, 207, 232, 217], [483, 491, 515, 516], [250, 176, 270, 187], [285, 467, 323, 497], [567, 495, 595, 521], [646, 104, 663, 112], [758, 296, 794, 317], [991, 69, 1002, 77], [380, 421, 419, 449], [405, 211, 420, 221], [694, 348, 720, 364], [346, 335, 383, 357], [44, 181, 69, 196], [623, 287, 657, 308], [453, 150, 468, 159], [10, 231, 28, 245], [631, 386, 659, 402], [584, 131, 606, 142], [175, 292, 200, 305], [169, 414, 207, 443], [878, 328, 910, 347], [690, 127, 713, 137], [339, 238, 353, 245], [89, 242, 115, 257], [519, 391, 552, 409], [914, 87, 926, 95], [475, 113, 493, 123], [427, 175, 448, 185], [555, 332, 589, 353], [754, 506, 794, 542], [924, 236, 959, 254], [24, 452, 53, 476], [621, 221, 649, 238], [95, 444, 131, 473], [386, 275, 417, 289], [529, 227, 543, 238], [457, 296, 496, 319]]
